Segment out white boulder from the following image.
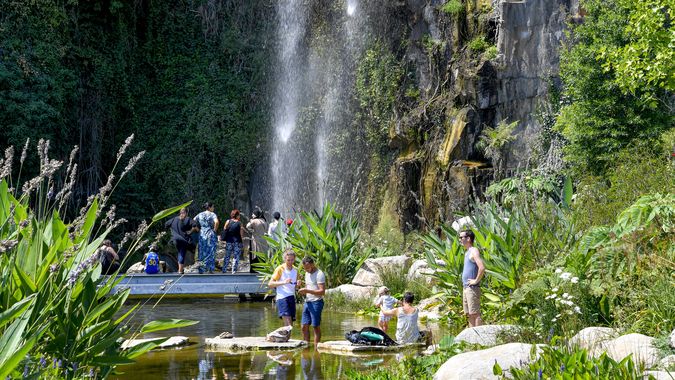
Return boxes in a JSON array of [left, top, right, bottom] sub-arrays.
[[351, 255, 411, 287], [434, 343, 539, 380], [603, 333, 659, 369], [569, 327, 617, 352], [325, 284, 376, 301]]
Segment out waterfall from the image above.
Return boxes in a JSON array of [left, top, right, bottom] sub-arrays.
[[269, 0, 368, 217], [270, 0, 308, 216]]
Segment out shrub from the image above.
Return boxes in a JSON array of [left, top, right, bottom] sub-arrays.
[[441, 0, 464, 16], [468, 36, 491, 53], [256, 203, 365, 288]]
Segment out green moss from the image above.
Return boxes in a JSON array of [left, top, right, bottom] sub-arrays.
[[441, 0, 464, 16], [468, 35, 491, 53]]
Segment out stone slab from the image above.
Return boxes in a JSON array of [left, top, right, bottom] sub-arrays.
[[317, 340, 423, 354], [121, 336, 189, 350], [204, 336, 307, 352]]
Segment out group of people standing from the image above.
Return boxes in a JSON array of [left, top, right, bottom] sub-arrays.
[[165, 203, 290, 274]]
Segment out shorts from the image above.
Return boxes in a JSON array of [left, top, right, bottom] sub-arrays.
[[378, 312, 392, 323], [276, 295, 296, 321], [301, 299, 324, 327], [463, 286, 481, 315]]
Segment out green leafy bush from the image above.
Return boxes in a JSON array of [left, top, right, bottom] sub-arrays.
[[468, 36, 492, 54], [256, 203, 364, 288], [441, 0, 464, 16]]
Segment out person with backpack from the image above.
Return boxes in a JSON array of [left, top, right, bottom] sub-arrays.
[[144, 245, 160, 274]]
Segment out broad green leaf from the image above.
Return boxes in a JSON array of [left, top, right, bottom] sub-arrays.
[[151, 201, 192, 223], [0, 295, 34, 330], [140, 319, 199, 333], [122, 337, 169, 359]]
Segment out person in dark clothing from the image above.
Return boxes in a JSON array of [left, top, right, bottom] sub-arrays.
[[220, 209, 244, 274], [165, 207, 197, 274], [98, 239, 120, 275]]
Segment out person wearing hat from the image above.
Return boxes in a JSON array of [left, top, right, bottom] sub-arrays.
[[374, 286, 399, 332]]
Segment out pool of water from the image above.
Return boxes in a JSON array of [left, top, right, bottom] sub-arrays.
[[111, 298, 444, 379]]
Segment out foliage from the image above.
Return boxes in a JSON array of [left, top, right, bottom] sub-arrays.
[[255, 203, 364, 288], [0, 142, 196, 379], [355, 41, 403, 152], [441, 0, 464, 16], [477, 119, 518, 179], [468, 36, 492, 54], [0, 0, 274, 228], [486, 172, 566, 208], [572, 146, 675, 231], [600, 0, 675, 98], [580, 193, 675, 335], [495, 344, 647, 379], [556, 0, 673, 175], [376, 265, 434, 303]]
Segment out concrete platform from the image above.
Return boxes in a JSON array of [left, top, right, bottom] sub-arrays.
[[317, 340, 424, 354], [205, 337, 308, 352], [111, 273, 269, 297]]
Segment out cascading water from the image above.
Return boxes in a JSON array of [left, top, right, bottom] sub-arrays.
[[267, 0, 370, 217]]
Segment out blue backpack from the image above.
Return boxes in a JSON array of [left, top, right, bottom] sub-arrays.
[[145, 252, 159, 274]]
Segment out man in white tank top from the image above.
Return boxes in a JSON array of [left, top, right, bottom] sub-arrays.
[[268, 249, 299, 327]]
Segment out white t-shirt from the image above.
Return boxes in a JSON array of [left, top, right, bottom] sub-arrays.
[[304, 269, 326, 302], [271, 265, 298, 300]]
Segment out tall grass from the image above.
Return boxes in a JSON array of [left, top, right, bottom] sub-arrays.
[[0, 138, 196, 379]]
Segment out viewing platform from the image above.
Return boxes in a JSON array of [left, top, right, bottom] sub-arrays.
[[111, 273, 270, 298]]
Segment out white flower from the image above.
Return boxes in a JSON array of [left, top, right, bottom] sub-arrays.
[[552, 287, 559, 292], [566, 310, 574, 315], [555, 314, 561, 318], [560, 272, 572, 281], [555, 268, 563, 274], [574, 306, 582, 314], [562, 293, 570, 299], [571, 277, 579, 284], [551, 317, 557, 322]]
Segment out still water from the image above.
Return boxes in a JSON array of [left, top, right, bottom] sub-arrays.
[[111, 298, 443, 380]]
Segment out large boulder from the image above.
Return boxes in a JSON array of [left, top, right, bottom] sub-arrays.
[[659, 355, 675, 370], [407, 259, 444, 285], [569, 327, 617, 352], [603, 333, 659, 369], [352, 255, 411, 287], [455, 325, 520, 347], [326, 284, 376, 301], [434, 343, 539, 380], [451, 216, 473, 232]]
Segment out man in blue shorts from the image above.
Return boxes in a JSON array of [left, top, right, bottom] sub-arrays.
[[298, 256, 326, 344], [268, 249, 299, 326]]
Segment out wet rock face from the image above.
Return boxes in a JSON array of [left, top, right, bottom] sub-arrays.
[[495, 0, 572, 163]]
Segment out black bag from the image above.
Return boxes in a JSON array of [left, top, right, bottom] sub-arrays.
[[344, 327, 398, 346]]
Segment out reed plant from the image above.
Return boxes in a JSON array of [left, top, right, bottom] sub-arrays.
[[0, 137, 196, 379]]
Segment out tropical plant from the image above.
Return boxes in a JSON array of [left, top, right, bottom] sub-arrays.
[[0, 140, 197, 379], [477, 119, 518, 179], [494, 344, 648, 379], [255, 203, 364, 288]]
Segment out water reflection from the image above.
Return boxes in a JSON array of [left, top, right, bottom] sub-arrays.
[[111, 299, 443, 379]]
